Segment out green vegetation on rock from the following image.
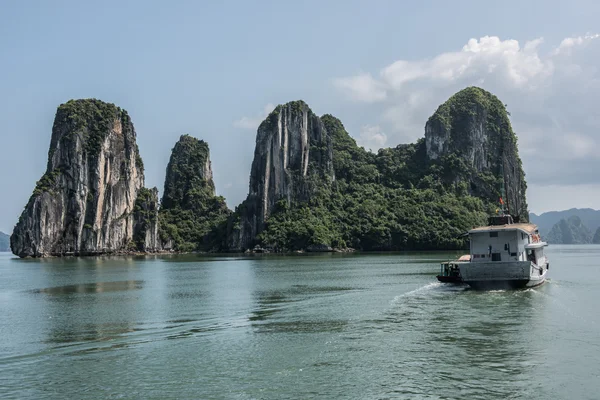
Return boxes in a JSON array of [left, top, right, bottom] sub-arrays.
[[256, 112, 492, 252], [12, 88, 529, 256], [427, 87, 514, 145], [133, 187, 159, 251], [426, 87, 527, 220], [32, 167, 62, 196], [159, 135, 230, 251], [53, 99, 139, 163]]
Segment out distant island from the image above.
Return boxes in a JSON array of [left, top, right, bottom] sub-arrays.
[[530, 209, 600, 244], [11, 87, 528, 257], [0, 232, 9, 252]]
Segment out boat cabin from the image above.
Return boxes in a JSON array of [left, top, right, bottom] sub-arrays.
[[436, 255, 470, 283], [439, 261, 461, 278], [468, 216, 546, 265]]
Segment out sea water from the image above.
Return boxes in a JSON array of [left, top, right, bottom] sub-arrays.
[[0, 246, 598, 399]]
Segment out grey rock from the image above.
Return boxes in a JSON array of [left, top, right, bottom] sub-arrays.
[[11, 99, 152, 257], [306, 244, 333, 252], [228, 101, 334, 251], [424, 87, 528, 220]]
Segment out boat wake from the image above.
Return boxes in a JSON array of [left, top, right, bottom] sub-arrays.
[[389, 280, 468, 307], [390, 282, 442, 305]]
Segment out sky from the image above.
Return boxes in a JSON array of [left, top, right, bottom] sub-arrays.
[[1, 0, 599, 233]]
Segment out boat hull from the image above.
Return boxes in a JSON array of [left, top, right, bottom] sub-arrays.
[[459, 261, 547, 290], [436, 275, 463, 284], [465, 278, 545, 290]]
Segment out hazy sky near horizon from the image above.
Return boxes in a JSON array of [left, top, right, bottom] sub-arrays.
[[1, 0, 599, 233]]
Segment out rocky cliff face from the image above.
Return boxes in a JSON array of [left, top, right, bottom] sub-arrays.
[[229, 101, 334, 251], [158, 135, 230, 251], [425, 87, 528, 219], [11, 99, 150, 257]]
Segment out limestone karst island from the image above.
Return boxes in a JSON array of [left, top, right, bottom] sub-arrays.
[[10, 87, 528, 257]]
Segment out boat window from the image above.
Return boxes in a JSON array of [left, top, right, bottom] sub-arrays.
[[489, 232, 498, 237], [510, 252, 517, 257], [491, 253, 502, 261]]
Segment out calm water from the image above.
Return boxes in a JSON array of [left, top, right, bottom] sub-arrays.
[[0, 246, 599, 399]]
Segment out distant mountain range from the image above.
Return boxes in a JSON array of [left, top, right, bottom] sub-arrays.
[[530, 208, 600, 244], [0, 232, 9, 252]]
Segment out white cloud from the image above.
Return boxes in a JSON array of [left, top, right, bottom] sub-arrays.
[[335, 36, 555, 103], [358, 125, 387, 151], [333, 73, 387, 102], [332, 34, 600, 211], [553, 33, 600, 55], [380, 35, 551, 92], [234, 103, 275, 130]]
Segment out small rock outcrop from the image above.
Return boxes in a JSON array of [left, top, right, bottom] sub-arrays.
[[228, 101, 334, 251], [158, 135, 230, 251], [11, 99, 150, 257], [425, 87, 528, 219], [0, 232, 9, 252], [306, 244, 333, 252], [547, 216, 592, 244], [593, 227, 600, 244]]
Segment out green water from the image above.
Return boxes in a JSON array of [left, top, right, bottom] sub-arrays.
[[0, 246, 598, 399]]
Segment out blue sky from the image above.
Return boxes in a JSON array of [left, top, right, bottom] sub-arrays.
[[1, 0, 600, 233]]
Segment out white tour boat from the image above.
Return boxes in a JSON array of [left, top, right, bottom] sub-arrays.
[[458, 214, 549, 290]]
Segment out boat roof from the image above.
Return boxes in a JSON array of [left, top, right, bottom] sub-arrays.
[[469, 223, 538, 235]]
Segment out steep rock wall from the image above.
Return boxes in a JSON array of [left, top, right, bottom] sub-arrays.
[[424, 87, 528, 219], [229, 101, 334, 251], [11, 99, 146, 257]]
